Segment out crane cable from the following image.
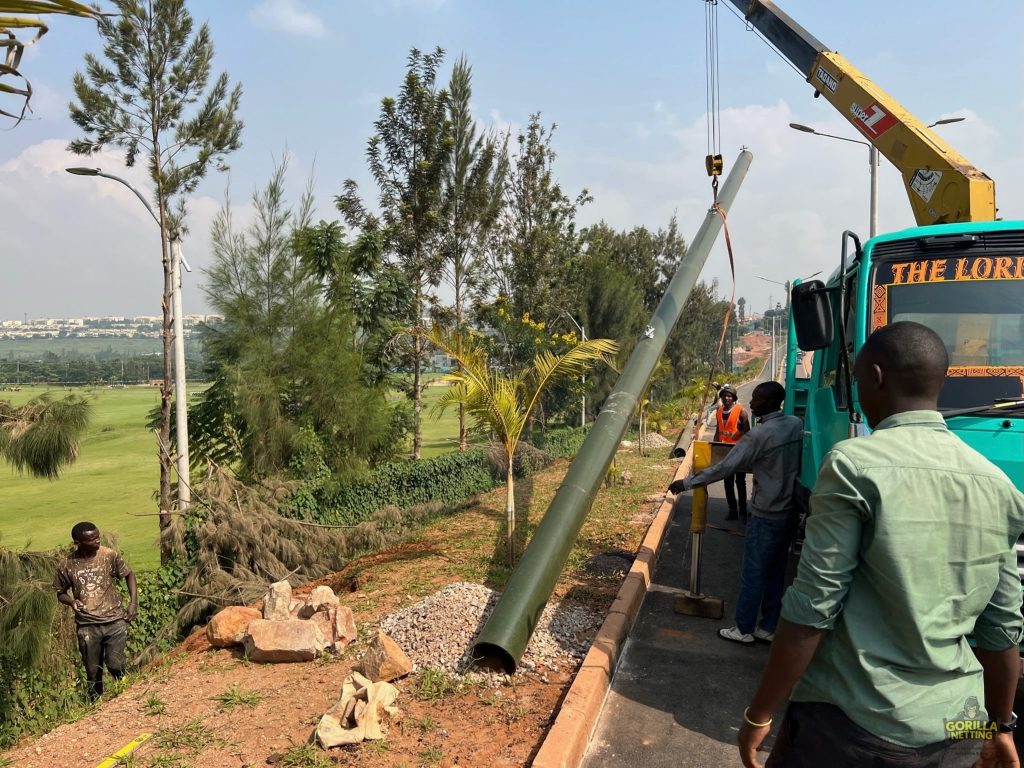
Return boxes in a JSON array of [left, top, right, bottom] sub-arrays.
[[692, 0, 738, 437]]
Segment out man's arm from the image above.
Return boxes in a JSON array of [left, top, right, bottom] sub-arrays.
[[738, 450, 866, 768], [974, 546, 1023, 723], [671, 435, 756, 493], [53, 569, 83, 612]]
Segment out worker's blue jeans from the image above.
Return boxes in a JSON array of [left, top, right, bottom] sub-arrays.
[[735, 513, 796, 635]]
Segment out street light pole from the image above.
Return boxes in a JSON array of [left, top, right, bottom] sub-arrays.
[[560, 310, 587, 428], [790, 118, 965, 240], [66, 166, 191, 513]]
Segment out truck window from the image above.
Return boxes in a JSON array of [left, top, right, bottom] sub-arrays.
[[872, 254, 1024, 408]]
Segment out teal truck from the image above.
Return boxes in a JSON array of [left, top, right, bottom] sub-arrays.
[[723, 1, 1024, 575]]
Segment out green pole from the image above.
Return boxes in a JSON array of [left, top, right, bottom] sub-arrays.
[[473, 150, 754, 672]]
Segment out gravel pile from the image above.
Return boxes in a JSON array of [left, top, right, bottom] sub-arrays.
[[640, 432, 674, 450], [379, 582, 602, 679]]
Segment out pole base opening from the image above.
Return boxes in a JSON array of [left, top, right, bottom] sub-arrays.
[[471, 642, 516, 675]]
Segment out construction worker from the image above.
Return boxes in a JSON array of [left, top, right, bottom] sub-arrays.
[[715, 385, 751, 521]]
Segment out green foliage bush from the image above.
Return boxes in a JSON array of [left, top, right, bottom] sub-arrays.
[[286, 448, 498, 526], [534, 426, 589, 458]]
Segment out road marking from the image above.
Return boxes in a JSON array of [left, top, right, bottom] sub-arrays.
[[94, 734, 152, 768]]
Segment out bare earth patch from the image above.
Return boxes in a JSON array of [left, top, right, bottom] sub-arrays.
[[3, 446, 680, 768]]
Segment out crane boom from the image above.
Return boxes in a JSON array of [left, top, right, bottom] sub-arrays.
[[726, 0, 996, 225]]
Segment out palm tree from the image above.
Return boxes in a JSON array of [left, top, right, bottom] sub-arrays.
[[0, 1, 99, 125], [0, 394, 91, 478], [424, 325, 617, 563]]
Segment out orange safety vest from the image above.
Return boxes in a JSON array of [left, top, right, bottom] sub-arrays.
[[716, 405, 744, 444]]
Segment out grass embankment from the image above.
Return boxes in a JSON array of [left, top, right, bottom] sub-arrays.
[[1, 382, 462, 568]]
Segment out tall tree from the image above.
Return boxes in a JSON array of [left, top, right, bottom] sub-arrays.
[[68, 0, 242, 559], [192, 164, 408, 481], [441, 55, 507, 450], [737, 296, 746, 322], [337, 47, 452, 460], [490, 114, 588, 328]]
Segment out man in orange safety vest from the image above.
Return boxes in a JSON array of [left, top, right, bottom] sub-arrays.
[[715, 385, 751, 520]]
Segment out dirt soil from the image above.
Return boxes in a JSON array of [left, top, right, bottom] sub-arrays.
[[733, 331, 772, 368], [3, 447, 679, 768]]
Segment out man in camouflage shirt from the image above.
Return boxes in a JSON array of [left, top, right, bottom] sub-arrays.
[[54, 522, 137, 700]]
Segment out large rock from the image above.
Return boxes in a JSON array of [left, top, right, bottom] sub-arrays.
[[206, 606, 262, 648], [359, 630, 412, 682], [299, 585, 340, 619], [309, 604, 358, 652], [243, 618, 324, 662], [316, 671, 399, 747], [263, 580, 292, 621]]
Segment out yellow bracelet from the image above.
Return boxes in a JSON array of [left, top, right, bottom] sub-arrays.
[[743, 707, 773, 728]]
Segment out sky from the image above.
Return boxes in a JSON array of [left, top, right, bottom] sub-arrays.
[[3, 0, 1024, 320]]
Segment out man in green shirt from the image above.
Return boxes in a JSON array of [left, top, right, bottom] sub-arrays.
[[738, 322, 1024, 768]]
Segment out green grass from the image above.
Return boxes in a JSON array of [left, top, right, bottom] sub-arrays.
[[210, 684, 263, 710], [0, 376, 461, 568], [0, 385, 205, 570]]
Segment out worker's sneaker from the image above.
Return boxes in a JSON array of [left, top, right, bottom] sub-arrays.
[[718, 626, 754, 645], [753, 628, 775, 643]]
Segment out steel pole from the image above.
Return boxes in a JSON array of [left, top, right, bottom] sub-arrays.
[[472, 150, 754, 672], [581, 325, 587, 429], [171, 238, 191, 512], [869, 145, 878, 238]]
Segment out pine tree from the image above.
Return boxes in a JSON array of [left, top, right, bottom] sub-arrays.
[[68, 0, 242, 561], [337, 47, 451, 460]]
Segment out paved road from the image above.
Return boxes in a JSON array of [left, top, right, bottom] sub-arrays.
[[582, 354, 781, 768]]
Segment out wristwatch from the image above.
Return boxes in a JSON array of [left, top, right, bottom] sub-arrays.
[[998, 713, 1018, 733]]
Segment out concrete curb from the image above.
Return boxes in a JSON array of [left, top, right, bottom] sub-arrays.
[[531, 445, 695, 768]]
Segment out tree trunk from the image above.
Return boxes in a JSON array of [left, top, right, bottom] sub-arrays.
[[506, 454, 516, 566], [455, 278, 467, 452], [412, 285, 423, 460], [156, 195, 174, 564]]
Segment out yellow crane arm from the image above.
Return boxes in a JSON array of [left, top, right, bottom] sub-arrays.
[[727, 0, 996, 225]]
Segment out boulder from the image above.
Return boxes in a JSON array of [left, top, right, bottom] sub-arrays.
[[309, 605, 358, 652], [299, 585, 340, 619], [359, 630, 412, 682], [243, 618, 324, 662], [620, 470, 634, 485], [206, 606, 262, 648], [263, 580, 292, 621]]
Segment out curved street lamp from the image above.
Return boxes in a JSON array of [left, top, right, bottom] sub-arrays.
[[789, 117, 966, 240], [65, 166, 191, 514]]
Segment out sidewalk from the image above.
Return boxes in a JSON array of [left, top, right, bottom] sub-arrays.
[[583, 478, 771, 767]]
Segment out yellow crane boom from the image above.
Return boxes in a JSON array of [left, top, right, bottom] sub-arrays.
[[727, 0, 996, 225]]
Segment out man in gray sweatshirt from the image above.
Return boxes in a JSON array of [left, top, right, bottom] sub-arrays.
[[670, 381, 802, 645]]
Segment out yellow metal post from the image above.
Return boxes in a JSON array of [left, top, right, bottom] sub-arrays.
[[689, 440, 712, 535], [675, 439, 725, 618]]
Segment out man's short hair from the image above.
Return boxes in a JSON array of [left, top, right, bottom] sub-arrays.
[[859, 321, 949, 397], [71, 521, 99, 541], [754, 381, 786, 406]]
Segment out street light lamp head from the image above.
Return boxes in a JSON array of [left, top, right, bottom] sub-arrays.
[[65, 167, 101, 176], [789, 122, 816, 133], [927, 117, 966, 128]]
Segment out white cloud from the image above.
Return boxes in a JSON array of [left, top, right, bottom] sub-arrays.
[[249, 0, 327, 39], [0, 140, 228, 318]]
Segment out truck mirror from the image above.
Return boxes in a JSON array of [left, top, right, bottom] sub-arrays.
[[791, 280, 834, 351]]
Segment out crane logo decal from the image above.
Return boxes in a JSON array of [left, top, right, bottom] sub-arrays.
[[850, 101, 898, 138], [815, 66, 838, 93]]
